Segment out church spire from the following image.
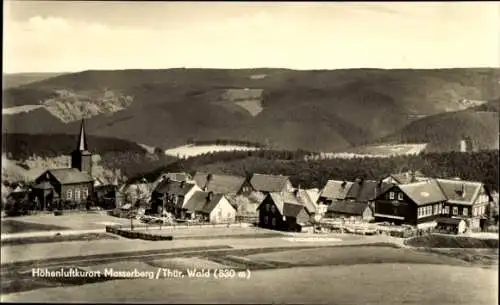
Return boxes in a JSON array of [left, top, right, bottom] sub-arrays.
[[77, 119, 88, 151]]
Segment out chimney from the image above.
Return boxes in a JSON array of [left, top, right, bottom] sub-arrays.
[[206, 191, 214, 202], [341, 181, 347, 188], [204, 173, 213, 191], [180, 181, 185, 188], [461, 184, 466, 198], [294, 189, 299, 198]]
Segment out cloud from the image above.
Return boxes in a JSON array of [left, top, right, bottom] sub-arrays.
[[3, 3, 499, 73]]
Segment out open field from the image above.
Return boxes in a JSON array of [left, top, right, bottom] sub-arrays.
[[1, 233, 119, 247], [2, 263, 496, 304], [164, 144, 260, 158], [1, 214, 133, 231], [0, 234, 383, 265], [1, 219, 70, 234]]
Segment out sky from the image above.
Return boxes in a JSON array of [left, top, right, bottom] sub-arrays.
[[3, 1, 500, 73]]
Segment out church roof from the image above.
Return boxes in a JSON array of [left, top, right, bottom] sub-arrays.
[[77, 119, 89, 152], [42, 168, 93, 185]]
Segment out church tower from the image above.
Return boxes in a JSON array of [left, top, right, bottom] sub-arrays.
[[71, 119, 93, 176]]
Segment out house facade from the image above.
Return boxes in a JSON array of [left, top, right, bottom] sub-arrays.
[[258, 191, 312, 232], [373, 180, 448, 228], [182, 191, 236, 223], [150, 178, 201, 217], [436, 178, 493, 230]]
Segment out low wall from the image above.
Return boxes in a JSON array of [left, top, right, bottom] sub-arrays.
[[105, 226, 173, 241]]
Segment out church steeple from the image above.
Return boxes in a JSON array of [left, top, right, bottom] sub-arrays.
[[78, 119, 88, 151], [71, 118, 93, 176]]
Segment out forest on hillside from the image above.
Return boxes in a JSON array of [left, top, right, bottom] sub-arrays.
[[132, 150, 499, 192]]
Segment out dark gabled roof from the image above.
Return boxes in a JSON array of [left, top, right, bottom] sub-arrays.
[[41, 168, 93, 185], [250, 174, 291, 193], [154, 179, 197, 196], [346, 180, 393, 202], [398, 180, 447, 206], [436, 178, 484, 205], [193, 172, 246, 194], [283, 202, 305, 218], [327, 202, 370, 216], [320, 180, 353, 200], [183, 191, 227, 214]]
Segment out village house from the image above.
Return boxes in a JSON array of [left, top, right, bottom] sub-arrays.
[[257, 190, 314, 232], [150, 177, 201, 217], [381, 170, 428, 185], [373, 179, 448, 228], [325, 202, 374, 222], [193, 172, 247, 196], [92, 184, 118, 210], [248, 173, 294, 196], [318, 180, 354, 205], [436, 178, 493, 230], [182, 191, 236, 223]]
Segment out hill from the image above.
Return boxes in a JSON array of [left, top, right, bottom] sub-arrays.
[[3, 68, 500, 152], [2, 72, 67, 89], [1, 133, 177, 182], [375, 109, 499, 152]]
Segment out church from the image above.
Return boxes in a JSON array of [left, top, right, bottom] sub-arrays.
[[32, 119, 95, 210]]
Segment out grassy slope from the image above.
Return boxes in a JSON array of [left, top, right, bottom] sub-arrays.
[[3, 68, 499, 152]]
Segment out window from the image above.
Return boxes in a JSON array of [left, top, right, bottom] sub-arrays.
[[266, 203, 270, 212], [417, 207, 422, 218], [438, 204, 443, 214], [75, 189, 81, 201], [433, 204, 438, 215], [264, 216, 268, 224], [452, 207, 458, 216], [66, 189, 73, 200], [271, 205, 276, 213], [444, 206, 450, 214], [398, 193, 404, 201], [463, 208, 468, 216], [83, 189, 88, 199], [472, 207, 477, 217], [389, 192, 395, 200], [272, 217, 276, 226]]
